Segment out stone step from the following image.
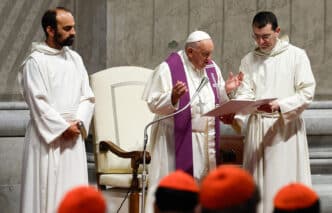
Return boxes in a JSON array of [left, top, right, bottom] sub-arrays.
[[310, 158, 332, 174], [312, 174, 332, 213]]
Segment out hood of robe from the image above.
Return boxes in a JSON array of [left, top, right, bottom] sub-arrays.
[[18, 42, 72, 95], [19, 42, 72, 74], [254, 35, 289, 57], [30, 42, 70, 56]]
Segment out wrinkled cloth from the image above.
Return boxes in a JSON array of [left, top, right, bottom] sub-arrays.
[[18, 42, 95, 213], [235, 39, 316, 213], [142, 50, 229, 213]]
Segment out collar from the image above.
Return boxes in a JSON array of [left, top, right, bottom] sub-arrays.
[[31, 42, 70, 56], [254, 35, 289, 57]]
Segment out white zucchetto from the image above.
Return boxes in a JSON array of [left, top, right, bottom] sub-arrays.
[[185, 31, 211, 43]]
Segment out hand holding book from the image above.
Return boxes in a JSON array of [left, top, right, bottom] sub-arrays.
[[256, 99, 280, 113]]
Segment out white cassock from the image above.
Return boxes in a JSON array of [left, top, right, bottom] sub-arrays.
[[18, 42, 95, 213], [235, 39, 316, 213], [142, 50, 229, 213]]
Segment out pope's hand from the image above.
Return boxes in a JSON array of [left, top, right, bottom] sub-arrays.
[[225, 71, 244, 94], [171, 81, 188, 105]]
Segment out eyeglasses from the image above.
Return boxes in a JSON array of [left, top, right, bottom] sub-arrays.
[[251, 33, 275, 41], [192, 48, 212, 58]]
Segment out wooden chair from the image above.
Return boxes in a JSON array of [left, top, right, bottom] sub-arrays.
[[90, 66, 154, 212]]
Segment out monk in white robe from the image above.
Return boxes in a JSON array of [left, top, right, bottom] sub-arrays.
[[18, 7, 95, 213], [142, 31, 243, 213], [234, 11, 316, 213]]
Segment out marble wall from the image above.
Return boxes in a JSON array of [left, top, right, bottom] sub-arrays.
[[104, 0, 332, 100], [0, 0, 331, 101]]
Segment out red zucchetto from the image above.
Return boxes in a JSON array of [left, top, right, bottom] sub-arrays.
[[200, 165, 255, 209], [57, 185, 106, 213]]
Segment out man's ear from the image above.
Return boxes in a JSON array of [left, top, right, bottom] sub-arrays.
[[186, 47, 194, 58], [275, 27, 281, 35], [46, 26, 55, 38]]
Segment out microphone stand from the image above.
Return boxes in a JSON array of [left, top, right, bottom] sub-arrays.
[[140, 76, 209, 213]]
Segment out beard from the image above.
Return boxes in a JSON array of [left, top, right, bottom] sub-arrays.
[[54, 31, 75, 47], [60, 36, 75, 46]]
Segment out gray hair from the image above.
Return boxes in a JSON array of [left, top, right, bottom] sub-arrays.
[[185, 41, 199, 50]]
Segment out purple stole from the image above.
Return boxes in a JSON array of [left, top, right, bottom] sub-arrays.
[[165, 52, 220, 175]]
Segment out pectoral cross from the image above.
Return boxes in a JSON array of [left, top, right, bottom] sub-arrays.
[[211, 73, 221, 106]]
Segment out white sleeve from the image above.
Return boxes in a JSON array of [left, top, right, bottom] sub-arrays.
[[235, 58, 256, 100], [278, 50, 316, 122], [142, 62, 178, 115], [233, 57, 255, 130], [21, 58, 69, 144], [75, 60, 95, 134], [213, 63, 230, 103]]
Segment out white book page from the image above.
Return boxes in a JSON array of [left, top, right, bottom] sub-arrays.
[[203, 98, 277, 117]]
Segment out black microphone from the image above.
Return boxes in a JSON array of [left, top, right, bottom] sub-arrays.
[[140, 76, 209, 212]]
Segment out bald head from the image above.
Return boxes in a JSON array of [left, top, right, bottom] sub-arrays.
[[41, 7, 76, 49], [41, 7, 72, 38]]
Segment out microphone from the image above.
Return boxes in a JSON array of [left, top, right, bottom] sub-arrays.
[[190, 76, 209, 104], [140, 76, 209, 212]]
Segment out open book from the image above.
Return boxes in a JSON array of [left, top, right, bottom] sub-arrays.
[[203, 98, 277, 117]]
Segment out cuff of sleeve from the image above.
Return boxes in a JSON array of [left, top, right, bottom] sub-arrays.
[[77, 121, 87, 139], [169, 92, 179, 110]]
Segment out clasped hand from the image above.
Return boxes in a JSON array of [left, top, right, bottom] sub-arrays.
[[62, 120, 81, 140]]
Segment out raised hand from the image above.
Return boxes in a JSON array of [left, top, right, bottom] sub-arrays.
[[225, 71, 244, 94], [171, 81, 188, 105]]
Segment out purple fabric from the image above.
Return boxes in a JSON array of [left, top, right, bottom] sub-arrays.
[[166, 53, 221, 175], [166, 53, 193, 175]]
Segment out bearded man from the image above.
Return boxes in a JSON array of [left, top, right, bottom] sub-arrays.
[[18, 7, 95, 213]]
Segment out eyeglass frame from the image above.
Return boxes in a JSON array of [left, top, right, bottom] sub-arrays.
[[251, 33, 277, 41], [190, 47, 212, 60]]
